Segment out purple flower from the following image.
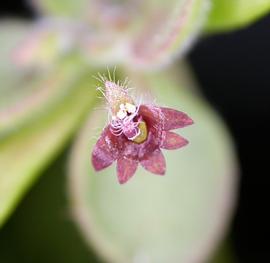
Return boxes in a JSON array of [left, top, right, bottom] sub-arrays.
[[92, 77, 193, 184]]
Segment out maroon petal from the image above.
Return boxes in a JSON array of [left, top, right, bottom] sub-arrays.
[[92, 126, 118, 171], [160, 107, 193, 130], [140, 148, 166, 175], [161, 131, 188, 150], [117, 157, 138, 184]]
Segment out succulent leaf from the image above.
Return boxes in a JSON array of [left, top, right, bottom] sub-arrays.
[[206, 0, 270, 33], [127, 0, 210, 68], [0, 21, 91, 138], [12, 19, 78, 68], [68, 64, 238, 263], [30, 0, 89, 17], [0, 60, 97, 228]]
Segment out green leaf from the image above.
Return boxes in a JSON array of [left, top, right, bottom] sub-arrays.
[[205, 0, 270, 32], [10, 19, 76, 68], [0, 21, 34, 122], [0, 59, 97, 228], [31, 0, 89, 17], [0, 58, 89, 137], [128, 0, 210, 68], [68, 64, 238, 263], [0, 152, 100, 263], [0, 21, 93, 139]]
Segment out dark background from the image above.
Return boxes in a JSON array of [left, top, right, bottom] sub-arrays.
[[190, 15, 270, 263], [190, 17, 270, 262], [1, 1, 270, 262]]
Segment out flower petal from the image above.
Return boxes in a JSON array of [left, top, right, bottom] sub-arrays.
[[160, 107, 193, 130], [139, 105, 160, 126], [92, 126, 118, 171], [161, 131, 189, 150], [117, 158, 138, 184], [140, 148, 166, 175]]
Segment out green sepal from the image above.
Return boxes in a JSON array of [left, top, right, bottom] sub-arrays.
[[206, 0, 270, 33]]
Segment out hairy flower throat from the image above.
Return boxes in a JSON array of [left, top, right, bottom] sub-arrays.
[[103, 80, 148, 143]]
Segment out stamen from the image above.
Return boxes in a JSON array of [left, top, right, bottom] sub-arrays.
[[125, 102, 136, 113], [117, 110, 127, 119], [119, 104, 125, 110]]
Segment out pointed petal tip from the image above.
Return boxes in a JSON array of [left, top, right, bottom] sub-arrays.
[[91, 154, 101, 171], [156, 169, 166, 176], [186, 117, 194, 126], [177, 112, 194, 127], [118, 179, 126, 185], [91, 126, 118, 172], [91, 153, 113, 172], [140, 149, 166, 175], [117, 158, 138, 184], [160, 107, 194, 130], [118, 177, 133, 184], [161, 131, 189, 150]]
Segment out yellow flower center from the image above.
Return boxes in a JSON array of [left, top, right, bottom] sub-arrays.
[[132, 121, 148, 144]]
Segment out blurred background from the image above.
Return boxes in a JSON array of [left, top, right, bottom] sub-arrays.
[[189, 16, 270, 262], [0, 1, 269, 263]]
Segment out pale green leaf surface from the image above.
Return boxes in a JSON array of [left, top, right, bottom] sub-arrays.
[[206, 0, 270, 32], [0, 57, 89, 137], [30, 1, 211, 69], [0, 70, 97, 227], [128, 0, 210, 68], [0, 21, 34, 110], [0, 22, 87, 137], [68, 65, 238, 263], [31, 0, 89, 17]]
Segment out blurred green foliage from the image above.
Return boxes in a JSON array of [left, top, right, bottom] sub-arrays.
[[67, 68, 238, 263], [0, 0, 269, 262], [0, 55, 97, 227], [0, 149, 234, 263], [206, 0, 270, 32], [0, 150, 100, 263]]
